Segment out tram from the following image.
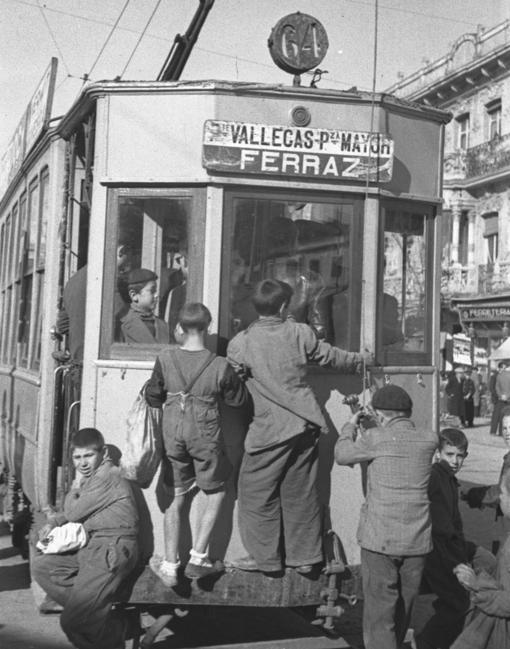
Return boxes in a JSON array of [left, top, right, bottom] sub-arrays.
[[0, 8, 450, 647]]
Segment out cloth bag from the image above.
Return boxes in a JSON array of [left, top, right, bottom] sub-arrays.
[[121, 382, 163, 488], [36, 522, 87, 554]]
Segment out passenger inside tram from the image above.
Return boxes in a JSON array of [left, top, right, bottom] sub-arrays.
[[112, 196, 190, 344]]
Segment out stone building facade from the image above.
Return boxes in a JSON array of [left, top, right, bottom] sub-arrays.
[[386, 20, 510, 361]]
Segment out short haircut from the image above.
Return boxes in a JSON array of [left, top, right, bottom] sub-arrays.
[[376, 407, 411, 418], [438, 428, 468, 453], [178, 302, 212, 332], [499, 361, 507, 369], [251, 279, 293, 316], [71, 428, 105, 451]]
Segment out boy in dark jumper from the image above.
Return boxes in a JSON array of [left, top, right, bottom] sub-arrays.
[[227, 278, 372, 574], [120, 268, 169, 344], [146, 303, 246, 587], [416, 428, 496, 649]]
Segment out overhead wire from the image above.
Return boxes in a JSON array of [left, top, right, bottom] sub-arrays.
[[35, 0, 71, 75], [118, 0, 164, 79], [85, 0, 131, 81]]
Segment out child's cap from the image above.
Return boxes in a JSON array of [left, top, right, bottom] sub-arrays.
[[127, 268, 158, 286], [371, 385, 413, 411]]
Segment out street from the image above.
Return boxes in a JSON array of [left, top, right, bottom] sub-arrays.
[[0, 417, 506, 649]]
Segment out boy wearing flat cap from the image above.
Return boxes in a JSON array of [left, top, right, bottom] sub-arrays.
[[120, 268, 170, 344], [335, 385, 437, 649]]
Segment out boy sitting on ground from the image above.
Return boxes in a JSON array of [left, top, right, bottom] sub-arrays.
[[146, 302, 246, 587], [32, 428, 139, 649], [452, 464, 510, 649], [227, 278, 372, 574], [120, 268, 169, 344], [416, 428, 496, 649]]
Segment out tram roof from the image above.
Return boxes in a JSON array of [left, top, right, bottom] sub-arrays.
[[56, 78, 451, 139]]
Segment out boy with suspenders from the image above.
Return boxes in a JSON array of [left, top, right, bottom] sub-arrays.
[[145, 303, 246, 587]]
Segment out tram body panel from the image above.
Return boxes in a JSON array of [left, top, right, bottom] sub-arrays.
[[0, 135, 66, 511]]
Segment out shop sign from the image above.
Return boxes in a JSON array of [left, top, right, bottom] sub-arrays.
[[459, 305, 510, 321], [453, 334, 471, 366], [202, 120, 394, 182]]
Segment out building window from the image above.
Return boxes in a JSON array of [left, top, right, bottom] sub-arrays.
[[456, 113, 470, 149], [486, 99, 501, 140], [458, 210, 469, 265], [483, 212, 499, 265]]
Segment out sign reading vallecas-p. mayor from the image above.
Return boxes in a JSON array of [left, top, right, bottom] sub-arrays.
[[202, 120, 394, 182]]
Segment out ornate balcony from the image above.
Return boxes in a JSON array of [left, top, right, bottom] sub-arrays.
[[465, 133, 510, 179], [442, 261, 510, 297]]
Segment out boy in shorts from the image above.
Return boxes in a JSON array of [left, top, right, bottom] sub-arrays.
[[146, 303, 246, 586]]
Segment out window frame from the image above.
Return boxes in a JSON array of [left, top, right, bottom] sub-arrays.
[[456, 113, 470, 150], [486, 99, 502, 140], [376, 199, 436, 367], [219, 187, 365, 354], [100, 186, 207, 360]]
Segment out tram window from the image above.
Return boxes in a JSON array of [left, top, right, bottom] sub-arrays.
[[37, 169, 49, 269], [102, 191, 201, 358], [221, 195, 363, 350], [377, 202, 434, 365]]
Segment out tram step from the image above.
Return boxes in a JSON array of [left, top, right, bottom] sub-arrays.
[[128, 565, 342, 607]]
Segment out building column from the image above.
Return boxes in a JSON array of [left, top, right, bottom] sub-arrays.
[[467, 211, 476, 265], [451, 204, 461, 263]]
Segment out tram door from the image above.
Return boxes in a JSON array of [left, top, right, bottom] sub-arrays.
[[50, 128, 93, 505]]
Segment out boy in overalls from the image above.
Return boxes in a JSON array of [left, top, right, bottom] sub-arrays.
[[146, 302, 246, 587]]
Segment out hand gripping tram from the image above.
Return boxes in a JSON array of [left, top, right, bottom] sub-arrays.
[[0, 10, 450, 649]]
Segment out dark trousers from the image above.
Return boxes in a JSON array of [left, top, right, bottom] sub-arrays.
[[238, 430, 322, 572], [32, 536, 138, 649], [415, 545, 496, 649], [490, 400, 509, 435], [464, 398, 474, 426], [361, 548, 425, 649]]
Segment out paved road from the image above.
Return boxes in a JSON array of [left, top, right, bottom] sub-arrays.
[[0, 416, 504, 649]]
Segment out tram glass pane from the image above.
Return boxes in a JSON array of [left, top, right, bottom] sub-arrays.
[[113, 196, 191, 344], [27, 181, 39, 275], [379, 204, 433, 364], [225, 197, 360, 349], [19, 274, 32, 367], [37, 169, 49, 269]]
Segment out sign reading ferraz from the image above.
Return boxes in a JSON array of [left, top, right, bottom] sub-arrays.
[[202, 120, 394, 182]]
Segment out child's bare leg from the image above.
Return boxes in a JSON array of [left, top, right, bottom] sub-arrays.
[[194, 488, 225, 554], [184, 488, 226, 579], [164, 493, 186, 563]]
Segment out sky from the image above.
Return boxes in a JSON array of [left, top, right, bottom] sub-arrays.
[[0, 0, 508, 153]]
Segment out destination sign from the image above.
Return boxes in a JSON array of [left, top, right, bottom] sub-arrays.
[[202, 120, 394, 182], [459, 306, 510, 322]]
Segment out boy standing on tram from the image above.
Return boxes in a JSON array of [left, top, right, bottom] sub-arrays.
[[145, 303, 246, 587], [227, 278, 372, 574]]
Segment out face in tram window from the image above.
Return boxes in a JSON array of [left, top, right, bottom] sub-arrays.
[[225, 197, 362, 350], [112, 196, 190, 343]]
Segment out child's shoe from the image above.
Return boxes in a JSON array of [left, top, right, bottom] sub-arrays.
[[149, 555, 180, 588], [184, 549, 225, 580]]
